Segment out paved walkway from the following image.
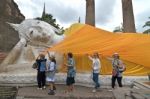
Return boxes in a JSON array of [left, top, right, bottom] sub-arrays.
[[17, 85, 115, 99], [1, 84, 149, 99], [0, 63, 149, 99]]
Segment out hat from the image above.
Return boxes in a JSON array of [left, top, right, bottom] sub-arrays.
[[113, 53, 119, 57], [113, 52, 119, 55], [51, 55, 55, 58]]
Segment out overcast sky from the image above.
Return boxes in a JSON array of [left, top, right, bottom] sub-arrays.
[[14, 0, 150, 32]]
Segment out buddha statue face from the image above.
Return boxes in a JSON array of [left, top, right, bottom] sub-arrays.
[[8, 19, 64, 47]]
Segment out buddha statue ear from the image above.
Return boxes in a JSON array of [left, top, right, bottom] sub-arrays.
[[6, 22, 19, 31]]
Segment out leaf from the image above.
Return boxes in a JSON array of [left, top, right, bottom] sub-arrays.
[[35, 13, 64, 31], [143, 21, 150, 28], [113, 26, 123, 33], [143, 29, 150, 34]]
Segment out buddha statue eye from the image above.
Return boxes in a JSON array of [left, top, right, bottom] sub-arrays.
[[29, 30, 33, 37], [30, 31, 33, 35]]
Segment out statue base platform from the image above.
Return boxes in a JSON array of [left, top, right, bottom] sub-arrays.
[[0, 63, 148, 86]]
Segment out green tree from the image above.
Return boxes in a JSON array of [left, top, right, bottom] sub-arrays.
[[113, 24, 124, 33], [143, 17, 150, 34], [36, 13, 62, 30]]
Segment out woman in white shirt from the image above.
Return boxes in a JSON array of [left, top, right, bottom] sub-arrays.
[[87, 53, 101, 92]]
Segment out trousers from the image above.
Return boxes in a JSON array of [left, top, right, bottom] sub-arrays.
[[37, 71, 46, 88], [112, 76, 122, 88]]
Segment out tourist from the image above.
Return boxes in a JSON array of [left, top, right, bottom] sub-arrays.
[[46, 51, 57, 95], [87, 53, 101, 92], [36, 53, 47, 90], [111, 53, 126, 89], [64, 52, 76, 94]]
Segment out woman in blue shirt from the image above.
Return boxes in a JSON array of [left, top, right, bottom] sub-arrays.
[[36, 54, 47, 90], [64, 52, 76, 93]]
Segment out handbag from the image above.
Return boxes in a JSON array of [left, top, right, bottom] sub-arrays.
[[32, 62, 38, 69], [119, 62, 126, 72], [112, 69, 117, 76]]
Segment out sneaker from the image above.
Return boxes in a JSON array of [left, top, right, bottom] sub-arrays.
[[92, 89, 96, 93], [64, 91, 70, 96], [53, 86, 56, 90], [37, 88, 42, 90], [43, 86, 46, 89], [108, 88, 115, 91], [64, 90, 68, 94], [48, 90, 55, 95], [97, 84, 100, 88]]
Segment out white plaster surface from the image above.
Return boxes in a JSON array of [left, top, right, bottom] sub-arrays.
[[0, 64, 149, 86], [0, 72, 148, 86]]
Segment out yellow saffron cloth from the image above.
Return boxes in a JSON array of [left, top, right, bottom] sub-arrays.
[[48, 23, 150, 76]]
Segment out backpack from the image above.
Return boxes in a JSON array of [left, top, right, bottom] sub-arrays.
[[119, 61, 126, 72]]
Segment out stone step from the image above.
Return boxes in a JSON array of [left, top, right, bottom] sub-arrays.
[[0, 86, 17, 99], [133, 81, 150, 90], [130, 90, 150, 99], [0, 96, 15, 99], [124, 95, 133, 99], [131, 93, 147, 99]]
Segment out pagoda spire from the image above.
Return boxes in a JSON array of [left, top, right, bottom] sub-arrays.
[[78, 17, 81, 23], [42, 3, 46, 18]]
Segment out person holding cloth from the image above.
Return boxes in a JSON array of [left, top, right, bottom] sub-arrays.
[[111, 53, 126, 89], [87, 53, 101, 92], [46, 51, 57, 95]]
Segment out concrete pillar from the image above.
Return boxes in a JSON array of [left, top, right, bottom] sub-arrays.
[[85, 0, 95, 26], [122, 0, 136, 33]]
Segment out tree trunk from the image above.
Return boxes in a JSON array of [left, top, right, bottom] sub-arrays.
[[122, 0, 136, 33], [85, 0, 95, 26]]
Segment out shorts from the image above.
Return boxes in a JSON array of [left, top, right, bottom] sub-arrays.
[[46, 76, 55, 82], [66, 77, 75, 86], [46, 71, 55, 82]]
